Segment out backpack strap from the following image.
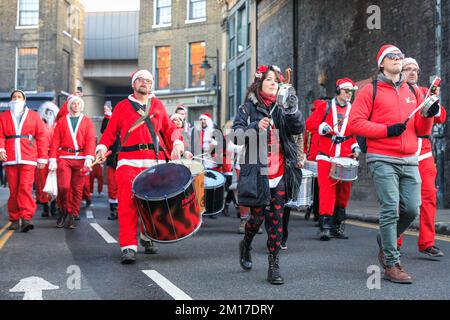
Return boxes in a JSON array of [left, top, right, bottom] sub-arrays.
[[407, 82, 418, 99], [320, 99, 332, 123]]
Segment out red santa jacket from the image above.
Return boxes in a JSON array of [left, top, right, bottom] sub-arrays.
[[55, 100, 69, 123], [306, 98, 358, 161], [97, 94, 183, 169], [413, 85, 447, 160], [49, 114, 96, 161], [304, 100, 322, 161], [0, 107, 49, 166], [349, 79, 434, 157]]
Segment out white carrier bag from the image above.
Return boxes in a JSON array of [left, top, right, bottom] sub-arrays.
[[43, 170, 58, 199]]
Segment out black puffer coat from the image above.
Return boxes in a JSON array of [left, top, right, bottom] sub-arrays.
[[232, 93, 305, 206]]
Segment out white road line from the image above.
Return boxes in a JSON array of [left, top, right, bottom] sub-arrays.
[[90, 223, 117, 244], [86, 209, 94, 219], [142, 270, 193, 300]]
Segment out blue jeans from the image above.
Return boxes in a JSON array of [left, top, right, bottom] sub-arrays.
[[368, 161, 421, 267]]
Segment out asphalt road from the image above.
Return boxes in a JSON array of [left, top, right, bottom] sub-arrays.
[[1, 195, 450, 300]]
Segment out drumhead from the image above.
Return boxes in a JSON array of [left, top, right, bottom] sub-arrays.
[[331, 157, 359, 166], [133, 163, 193, 201], [170, 159, 204, 175], [204, 170, 226, 189]]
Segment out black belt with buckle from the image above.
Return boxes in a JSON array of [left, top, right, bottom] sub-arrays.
[[5, 135, 33, 140], [120, 143, 154, 152], [60, 147, 85, 153], [418, 135, 430, 139]]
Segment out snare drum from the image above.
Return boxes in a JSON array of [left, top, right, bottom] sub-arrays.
[[329, 157, 359, 181], [304, 160, 318, 177], [171, 159, 205, 214], [132, 163, 201, 243], [204, 170, 226, 216], [286, 169, 314, 209]]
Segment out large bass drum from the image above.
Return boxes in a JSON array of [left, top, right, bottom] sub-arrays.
[[203, 170, 226, 216], [132, 163, 201, 243], [171, 159, 205, 214]]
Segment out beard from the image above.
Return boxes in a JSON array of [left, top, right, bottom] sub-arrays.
[[137, 86, 148, 95]]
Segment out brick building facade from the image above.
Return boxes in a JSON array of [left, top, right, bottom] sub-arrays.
[[0, 0, 84, 109]]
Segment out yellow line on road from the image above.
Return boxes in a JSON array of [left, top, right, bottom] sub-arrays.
[[347, 219, 450, 243], [0, 230, 14, 250], [0, 222, 12, 237]]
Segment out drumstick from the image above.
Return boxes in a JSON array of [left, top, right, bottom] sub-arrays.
[[403, 96, 436, 125], [80, 150, 112, 174], [192, 155, 217, 164]]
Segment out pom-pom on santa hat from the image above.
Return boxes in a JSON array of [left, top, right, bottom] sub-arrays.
[[377, 44, 402, 67], [131, 69, 154, 85], [336, 78, 358, 90]]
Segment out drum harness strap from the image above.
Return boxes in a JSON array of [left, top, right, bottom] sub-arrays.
[[121, 98, 169, 161], [321, 100, 353, 144]]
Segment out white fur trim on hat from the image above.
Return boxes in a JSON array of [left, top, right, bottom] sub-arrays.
[[132, 70, 154, 85], [170, 113, 184, 121], [378, 46, 401, 67], [67, 95, 84, 112], [402, 57, 419, 69], [339, 82, 358, 90]]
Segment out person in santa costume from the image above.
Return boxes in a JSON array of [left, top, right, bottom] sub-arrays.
[[396, 57, 447, 258], [49, 95, 96, 229], [36, 101, 59, 217], [306, 78, 360, 241], [55, 88, 83, 123], [0, 89, 49, 232], [349, 45, 438, 284], [100, 103, 120, 220], [95, 69, 192, 264], [233, 64, 304, 285], [198, 112, 220, 171]]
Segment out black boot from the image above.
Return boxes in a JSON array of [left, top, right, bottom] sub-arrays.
[[50, 200, 57, 216], [56, 209, 68, 228], [108, 203, 118, 220], [121, 249, 136, 264], [8, 220, 20, 231], [20, 219, 34, 233], [140, 238, 158, 254], [41, 203, 50, 217], [239, 240, 252, 270], [331, 207, 349, 239], [267, 253, 284, 285], [318, 215, 332, 241]]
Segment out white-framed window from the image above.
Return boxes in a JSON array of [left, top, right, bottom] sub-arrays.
[[186, 0, 206, 22], [154, 0, 171, 27], [154, 46, 171, 90], [188, 42, 206, 88], [17, 0, 39, 28], [16, 47, 38, 92]]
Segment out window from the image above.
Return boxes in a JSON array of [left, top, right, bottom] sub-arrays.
[[156, 0, 171, 25], [17, 48, 38, 91], [237, 6, 246, 54], [228, 70, 235, 118], [71, 8, 81, 40], [188, 0, 206, 20], [188, 42, 205, 88], [18, 0, 39, 27], [62, 50, 70, 93], [228, 15, 236, 59], [155, 46, 171, 90]]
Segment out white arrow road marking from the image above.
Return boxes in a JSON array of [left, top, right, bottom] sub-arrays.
[[90, 223, 117, 243], [86, 209, 94, 219], [142, 270, 193, 300], [9, 276, 59, 300]]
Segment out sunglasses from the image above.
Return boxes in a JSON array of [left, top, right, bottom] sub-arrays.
[[342, 89, 355, 94], [385, 52, 405, 60], [136, 77, 152, 84]]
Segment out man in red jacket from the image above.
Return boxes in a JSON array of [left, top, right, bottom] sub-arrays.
[[349, 45, 438, 284], [398, 57, 446, 258], [306, 78, 360, 241], [0, 90, 49, 232], [95, 69, 192, 264]]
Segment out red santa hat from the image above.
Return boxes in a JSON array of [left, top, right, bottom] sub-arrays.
[[199, 112, 212, 121], [336, 78, 358, 90], [377, 44, 402, 67], [131, 69, 154, 85], [67, 95, 84, 112]]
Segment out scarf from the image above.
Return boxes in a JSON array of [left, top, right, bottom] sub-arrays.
[[259, 91, 277, 108]]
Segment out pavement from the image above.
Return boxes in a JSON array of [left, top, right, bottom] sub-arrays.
[[3, 186, 450, 235]]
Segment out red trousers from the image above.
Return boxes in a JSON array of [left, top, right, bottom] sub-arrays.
[[116, 165, 148, 251], [90, 164, 103, 194], [83, 174, 91, 201], [398, 156, 438, 251], [107, 167, 118, 203], [57, 158, 84, 217], [5, 164, 37, 221], [35, 164, 50, 204], [317, 160, 352, 215]]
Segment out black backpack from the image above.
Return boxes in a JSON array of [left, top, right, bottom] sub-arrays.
[[356, 80, 418, 153]]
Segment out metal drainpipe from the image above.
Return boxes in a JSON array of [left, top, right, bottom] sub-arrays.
[[292, 0, 298, 89], [434, 0, 445, 207]]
